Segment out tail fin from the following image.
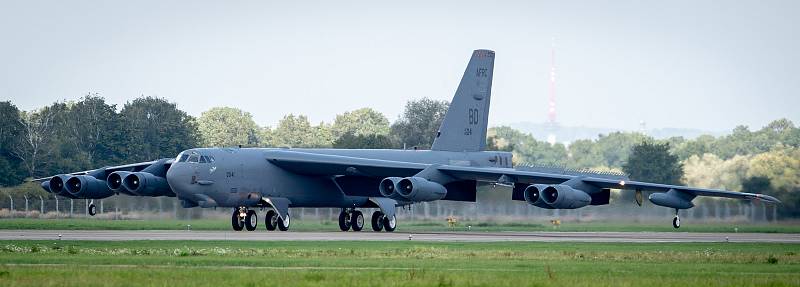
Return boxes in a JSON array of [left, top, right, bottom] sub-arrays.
[[431, 49, 495, 152]]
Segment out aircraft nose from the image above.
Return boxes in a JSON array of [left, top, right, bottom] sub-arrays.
[[166, 164, 191, 195]]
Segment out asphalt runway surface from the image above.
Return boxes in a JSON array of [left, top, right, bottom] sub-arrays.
[[1, 230, 798, 243]]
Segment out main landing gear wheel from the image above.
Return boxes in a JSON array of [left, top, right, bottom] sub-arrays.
[[88, 203, 97, 216], [245, 210, 258, 231], [278, 214, 290, 231], [338, 210, 352, 231], [350, 210, 364, 232], [672, 209, 681, 229], [265, 210, 278, 231], [383, 214, 397, 232], [231, 208, 244, 231], [371, 211, 384, 232]]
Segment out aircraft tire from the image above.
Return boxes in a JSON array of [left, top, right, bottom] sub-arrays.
[[350, 211, 364, 232], [383, 214, 397, 232], [88, 204, 97, 216], [278, 214, 290, 231], [265, 210, 278, 231], [231, 209, 244, 231], [371, 211, 384, 232], [672, 216, 680, 229], [245, 210, 258, 231], [338, 210, 351, 231]]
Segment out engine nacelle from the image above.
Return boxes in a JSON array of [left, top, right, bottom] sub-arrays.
[[65, 175, 114, 199], [48, 175, 76, 197], [396, 177, 447, 202], [40, 181, 51, 193], [122, 172, 173, 197], [106, 171, 132, 193], [523, 184, 554, 209], [542, 184, 592, 209], [379, 177, 406, 201], [649, 189, 695, 209]]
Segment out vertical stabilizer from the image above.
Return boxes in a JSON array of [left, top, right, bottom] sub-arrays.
[[431, 49, 495, 152]]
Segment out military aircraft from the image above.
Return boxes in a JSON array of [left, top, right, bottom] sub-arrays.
[[36, 49, 780, 232]]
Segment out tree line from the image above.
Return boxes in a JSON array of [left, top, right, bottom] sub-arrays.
[[1, 94, 797, 216]]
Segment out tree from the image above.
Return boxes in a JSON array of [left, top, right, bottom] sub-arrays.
[[682, 153, 750, 190], [270, 114, 334, 148], [60, 94, 124, 167], [13, 106, 58, 178], [623, 141, 683, 185], [333, 132, 394, 149], [390, 98, 449, 149], [0, 101, 24, 186], [119, 97, 199, 162], [198, 107, 260, 147], [331, 108, 390, 138], [487, 126, 567, 166]]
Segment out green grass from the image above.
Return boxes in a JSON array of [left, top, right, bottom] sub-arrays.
[[0, 240, 798, 286], [1, 217, 799, 233]]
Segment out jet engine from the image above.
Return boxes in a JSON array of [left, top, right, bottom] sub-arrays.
[[65, 175, 114, 199], [541, 184, 592, 209], [106, 171, 132, 193], [379, 177, 406, 200], [48, 175, 77, 198], [523, 184, 554, 209], [121, 172, 173, 197], [395, 177, 447, 202]]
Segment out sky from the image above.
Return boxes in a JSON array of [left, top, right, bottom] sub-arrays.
[[1, 0, 798, 132]]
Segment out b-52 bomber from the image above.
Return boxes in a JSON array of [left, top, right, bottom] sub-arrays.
[[37, 49, 780, 232]]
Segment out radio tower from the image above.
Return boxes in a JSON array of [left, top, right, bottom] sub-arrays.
[[546, 39, 558, 145]]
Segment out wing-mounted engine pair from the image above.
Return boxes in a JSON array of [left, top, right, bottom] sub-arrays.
[[515, 177, 610, 210]]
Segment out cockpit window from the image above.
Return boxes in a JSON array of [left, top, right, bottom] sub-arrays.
[[187, 152, 200, 163], [199, 156, 208, 163], [208, 156, 215, 163], [178, 153, 189, 162]]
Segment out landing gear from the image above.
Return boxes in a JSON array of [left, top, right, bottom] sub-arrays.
[[278, 214, 290, 231], [672, 209, 681, 229], [369, 211, 395, 232], [371, 211, 384, 231], [245, 210, 258, 231], [264, 209, 290, 231], [338, 209, 366, 232], [265, 210, 278, 231], [383, 214, 397, 232], [338, 209, 352, 231], [231, 208, 244, 231], [351, 211, 364, 231], [88, 201, 97, 216]]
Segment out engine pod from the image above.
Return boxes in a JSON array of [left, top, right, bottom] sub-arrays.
[[542, 184, 591, 209], [396, 177, 447, 202], [523, 184, 554, 209], [65, 175, 114, 199]]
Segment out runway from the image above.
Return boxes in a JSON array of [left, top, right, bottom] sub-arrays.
[[1, 230, 798, 243]]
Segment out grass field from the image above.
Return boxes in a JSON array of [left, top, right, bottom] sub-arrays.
[[0, 240, 797, 286], [1, 217, 799, 233]]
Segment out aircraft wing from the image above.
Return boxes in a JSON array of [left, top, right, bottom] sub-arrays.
[[438, 165, 781, 204], [31, 160, 169, 182], [265, 150, 427, 177], [264, 150, 780, 204]]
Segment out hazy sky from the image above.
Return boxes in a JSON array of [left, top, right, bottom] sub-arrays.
[[1, 0, 798, 132]]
